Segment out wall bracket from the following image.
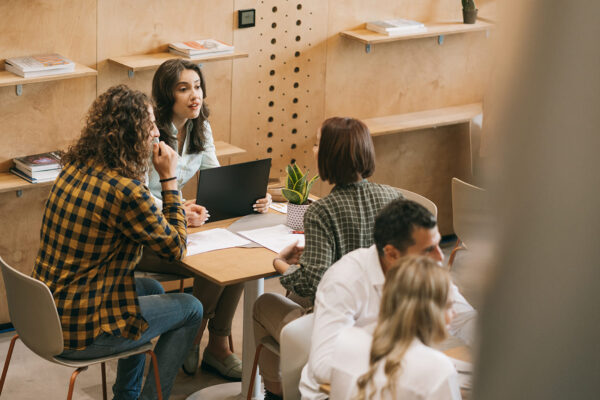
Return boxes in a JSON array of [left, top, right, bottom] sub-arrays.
[[438, 35, 445, 45], [128, 70, 135, 79], [15, 84, 23, 96], [365, 44, 371, 53]]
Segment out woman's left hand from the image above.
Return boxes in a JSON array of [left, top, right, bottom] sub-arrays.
[[253, 192, 272, 213]]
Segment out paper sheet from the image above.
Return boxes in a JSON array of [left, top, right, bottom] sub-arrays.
[[186, 228, 251, 256], [269, 202, 288, 213], [237, 224, 305, 253]]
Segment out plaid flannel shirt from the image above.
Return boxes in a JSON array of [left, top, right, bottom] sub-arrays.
[[280, 180, 401, 300], [32, 161, 187, 350]]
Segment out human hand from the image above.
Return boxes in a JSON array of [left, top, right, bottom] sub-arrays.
[[152, 142, 178, 181], [278, 240, 304, 265], [253, 192, 272, 213], [183, 200, 209, 227]]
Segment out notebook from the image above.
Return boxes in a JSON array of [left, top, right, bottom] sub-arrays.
[[196, 158, 272, 222]]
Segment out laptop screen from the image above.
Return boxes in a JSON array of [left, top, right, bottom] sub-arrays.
[[195, 158, 272, 222]]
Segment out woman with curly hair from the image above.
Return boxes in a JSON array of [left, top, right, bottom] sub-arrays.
[[329, 255, 461, 400], [138, 59, 271, 380], [32, 84, 203, 400]]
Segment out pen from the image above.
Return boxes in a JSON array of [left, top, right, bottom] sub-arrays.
[[291, 230, 304, 234]]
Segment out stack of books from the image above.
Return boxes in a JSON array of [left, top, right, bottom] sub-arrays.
[[10, 151, 62, 183], [365, 19, 427, 35], [168, 39, 234, 59], [4, 53, 75, 78]]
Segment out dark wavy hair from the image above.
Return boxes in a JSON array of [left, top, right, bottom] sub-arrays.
[[61, 84, 153, 180], [317, 117, 375, 185], [152, 59, 210, 154]]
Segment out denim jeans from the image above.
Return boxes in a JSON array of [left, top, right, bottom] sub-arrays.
[[59, 278, 203, 400]]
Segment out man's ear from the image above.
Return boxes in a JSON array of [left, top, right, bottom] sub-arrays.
[[382, 244, 402, 261]]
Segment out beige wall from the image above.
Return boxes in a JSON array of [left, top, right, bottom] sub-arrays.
[[0, 0, 494, 323]]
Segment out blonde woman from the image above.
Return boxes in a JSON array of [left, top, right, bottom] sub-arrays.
[[329, 256, 461, 400]]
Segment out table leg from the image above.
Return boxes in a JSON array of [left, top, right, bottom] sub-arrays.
[[186, 278, 265, 400]]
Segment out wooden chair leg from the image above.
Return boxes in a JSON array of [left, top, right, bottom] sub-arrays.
[[448, 239, 465, 270], [67, 366, 88, 400], [247, 343, 263, 400], [179, 278, 185, 293], [146, 349, 163, 400], [0, 334, 19, 396], [101, 362, 107, 400]]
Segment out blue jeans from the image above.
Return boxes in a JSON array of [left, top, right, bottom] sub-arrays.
[[59, 278, 203, 400]]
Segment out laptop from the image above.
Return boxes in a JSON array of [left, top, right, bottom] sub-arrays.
[[195, 158, 272, 222]]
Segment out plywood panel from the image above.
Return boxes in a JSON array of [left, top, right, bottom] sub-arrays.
[[232, 0, 329, 178]]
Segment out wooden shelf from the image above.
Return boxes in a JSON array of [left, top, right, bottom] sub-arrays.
[[214, 141, 246, 157], [364, 103, 482, 137], [0, 63, 97, 90], [340, 20, 492, 52], [108, 51, 249, 76], [0, 141, 245, 194]]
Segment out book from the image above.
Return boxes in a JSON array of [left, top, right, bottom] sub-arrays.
[[168, 39, 234, 57], [4, 53, 75, 78], [366, 19, 427, 35], [168, 48, 234, 59], [13, 151, 62, 173], [10, 167, 58, 184]]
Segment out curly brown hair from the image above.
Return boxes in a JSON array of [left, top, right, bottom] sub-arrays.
[[62, 84, 154, 180]]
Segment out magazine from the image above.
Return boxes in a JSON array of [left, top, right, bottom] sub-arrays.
[[13, 151, 62, 172], [5, 53, 75, 78], [366, 19, 427, 35], [168, 39, 234, 56]]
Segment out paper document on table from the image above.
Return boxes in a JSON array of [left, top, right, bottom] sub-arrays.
[[237, 224, 304, 253], [269, 202, 287, 213], [186, 228, 251, 256]]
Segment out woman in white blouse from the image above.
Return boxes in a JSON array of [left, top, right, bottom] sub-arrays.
[[139, 59, 271, 380], [330, 255, 461, 400]]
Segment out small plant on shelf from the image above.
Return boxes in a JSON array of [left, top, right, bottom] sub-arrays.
[[462, 0, 478, 24], [282, 163, 319, 230]]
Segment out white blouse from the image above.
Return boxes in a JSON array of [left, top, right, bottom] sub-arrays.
[[330, 327, 462, 400]]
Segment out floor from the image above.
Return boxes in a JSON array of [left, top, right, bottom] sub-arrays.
[[0, 241, 480, 399]]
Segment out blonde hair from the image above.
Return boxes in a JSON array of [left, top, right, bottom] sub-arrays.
[[356, 256, 451, 400]]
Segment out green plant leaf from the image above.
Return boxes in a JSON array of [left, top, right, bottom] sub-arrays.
[[286, 164, 297, 188], [282, 188, 304, 205], [292, 163, 303, 180], [305, 174, 319, 201]]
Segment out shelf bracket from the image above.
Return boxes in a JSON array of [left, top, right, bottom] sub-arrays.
[[128, 69, 135, 79], [437, 35, 445, 45], [16, 190, 23, 198], [196, 63, 204, 68], [15, 84, 23, 96], [365, 44, 371, 53]]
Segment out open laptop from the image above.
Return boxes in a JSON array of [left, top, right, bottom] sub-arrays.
[[195, 158, 272, 222]]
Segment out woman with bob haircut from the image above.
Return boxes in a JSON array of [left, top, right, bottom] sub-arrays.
[[137, 59, 270, 380], [330, 255, 461, 400], [253, 117, 401, 399], [33, 84, 203, 400], [330, 256, 461, 399]]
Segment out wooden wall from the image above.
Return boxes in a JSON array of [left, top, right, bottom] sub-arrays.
[[0, 0, 495, 323]]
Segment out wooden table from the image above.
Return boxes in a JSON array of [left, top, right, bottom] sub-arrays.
[[181, 215, 280, 400]]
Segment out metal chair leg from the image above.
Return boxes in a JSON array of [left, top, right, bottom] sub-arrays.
[[247, 343, 263, 400], [0, 334, 19, 395], [146, 349, 163, 400], [101, 362, 107, 400], [67, 366, 88, 400]]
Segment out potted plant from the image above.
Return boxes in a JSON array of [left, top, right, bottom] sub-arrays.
[[462, 0, 478, 24], [282, 163, 319, 230]]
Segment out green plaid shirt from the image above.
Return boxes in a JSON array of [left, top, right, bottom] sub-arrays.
[[32, 161, 187, 350], [280, 180, 401, 300]]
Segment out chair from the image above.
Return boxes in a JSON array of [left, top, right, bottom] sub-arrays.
[[448, 177, 487, 268], [247, 313, 314, 400], [0, 257, 163, 400], [396, 187, 438, 217]]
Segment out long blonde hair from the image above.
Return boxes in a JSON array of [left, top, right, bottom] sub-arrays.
[[356, 256, 451, 399]]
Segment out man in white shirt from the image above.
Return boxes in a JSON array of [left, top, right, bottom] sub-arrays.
[[299, 199, 476, 399]]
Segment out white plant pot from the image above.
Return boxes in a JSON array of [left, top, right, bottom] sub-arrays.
[[286, 201, 311, 230]]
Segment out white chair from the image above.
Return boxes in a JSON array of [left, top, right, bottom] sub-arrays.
[[280, 313, 315, 400], [448, 177, 487, 268], [0, 257, 163, 400], [396, 188, 438, 217], [247, 313, 314, 400]]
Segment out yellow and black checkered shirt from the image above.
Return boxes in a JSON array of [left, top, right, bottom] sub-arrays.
[[32, 161, 187, 350]]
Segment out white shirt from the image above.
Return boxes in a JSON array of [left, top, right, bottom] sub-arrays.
[[148, 120, 219, 205], [299, 245, 475, 400], [330, 327, 462, 400]]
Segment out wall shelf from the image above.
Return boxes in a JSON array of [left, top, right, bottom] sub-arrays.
[[340, 20, 492, 52], [0, 63, 97, 95], [364, 103, 482, 137], [0, 141, 245, 194], [108, 51, 249, 77]]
